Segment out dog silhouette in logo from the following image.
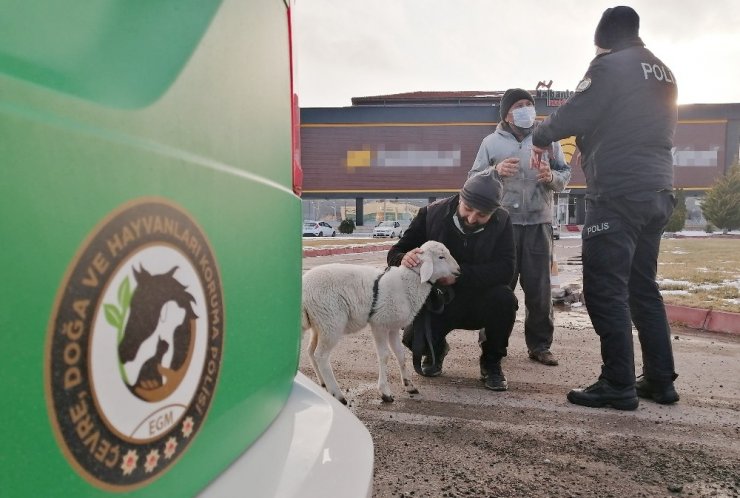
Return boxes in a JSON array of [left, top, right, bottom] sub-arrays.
[[119, 265, 198, 401]]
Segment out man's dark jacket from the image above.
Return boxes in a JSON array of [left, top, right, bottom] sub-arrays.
[[532, 41, 677, 198], [387, 194, 515, 288]]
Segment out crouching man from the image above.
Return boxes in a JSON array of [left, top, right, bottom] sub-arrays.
[[388, 171, 518, 391]]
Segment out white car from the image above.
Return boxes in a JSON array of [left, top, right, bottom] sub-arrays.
[[373, 220, 407, 238], [303, 220, 336, 237]]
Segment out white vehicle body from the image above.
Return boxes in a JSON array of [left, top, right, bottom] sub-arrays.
[[304, 220, 336, 237], [199, 373, 374, 498], [372, 220, 409, 238]]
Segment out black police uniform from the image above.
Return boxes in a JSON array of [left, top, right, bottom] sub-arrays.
[[532, 39, 678, 388]]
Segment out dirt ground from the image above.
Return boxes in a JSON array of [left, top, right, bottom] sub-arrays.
[[300, 243, 740, 498]]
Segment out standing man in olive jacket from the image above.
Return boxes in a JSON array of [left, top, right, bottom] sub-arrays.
[[470, 88, 571, 367], [389, 171, 518, 391], [532, 6, 679, 410]]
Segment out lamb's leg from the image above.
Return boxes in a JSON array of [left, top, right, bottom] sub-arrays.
[[313, 327, 347, 405], [306, 328, 324, 387], [389, 328, 418, 395], [370, 326, 395, 402]]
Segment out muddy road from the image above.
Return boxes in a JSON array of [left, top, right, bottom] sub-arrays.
[[300, 240, 740, 497]]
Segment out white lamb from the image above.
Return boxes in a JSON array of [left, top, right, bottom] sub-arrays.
[[301, 240, 460, 404]]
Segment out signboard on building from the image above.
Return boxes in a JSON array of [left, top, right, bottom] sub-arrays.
[[535, 81, 574, 107]]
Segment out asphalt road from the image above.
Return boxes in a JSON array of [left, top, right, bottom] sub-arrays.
[[300, 239, 740, 498]]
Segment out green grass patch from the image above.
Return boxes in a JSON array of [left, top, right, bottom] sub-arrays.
[[658, 239, 740, 313]]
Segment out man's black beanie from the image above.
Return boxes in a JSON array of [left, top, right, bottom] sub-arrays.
[[594, 6, 640, 50], [499, 88, 534, 122]]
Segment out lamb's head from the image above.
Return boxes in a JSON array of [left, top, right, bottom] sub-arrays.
[[417, 241, 460, 284]]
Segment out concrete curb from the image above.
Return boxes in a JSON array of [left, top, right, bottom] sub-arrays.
[[665, 304, 740, 336], [672, 234, 740, 239], [303, 244, 390, 258], [302, 244, 740, 336]]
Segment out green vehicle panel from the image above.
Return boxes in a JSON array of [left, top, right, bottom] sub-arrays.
[[1, 0, 304, 496]]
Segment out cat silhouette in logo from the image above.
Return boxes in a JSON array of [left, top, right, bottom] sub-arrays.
[[119, 265, 198, 401], [135, 338, 169, 390]]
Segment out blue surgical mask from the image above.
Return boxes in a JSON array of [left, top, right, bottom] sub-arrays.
[[512, 106, 536, 128]]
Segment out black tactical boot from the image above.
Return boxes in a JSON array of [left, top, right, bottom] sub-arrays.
[[567, 379, 639, 411], [635, 375, 679, 404]]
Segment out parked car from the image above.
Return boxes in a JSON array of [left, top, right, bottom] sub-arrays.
[[552, 222, 561, 240], [1, 1, 373, 497], [303, 220, 337, 237], [373, 220, 408, 238]]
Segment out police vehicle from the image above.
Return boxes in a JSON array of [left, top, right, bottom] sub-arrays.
[[0, 1, 373, 496]]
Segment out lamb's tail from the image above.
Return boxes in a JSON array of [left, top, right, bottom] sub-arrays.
[[301, 304, 311, 331]]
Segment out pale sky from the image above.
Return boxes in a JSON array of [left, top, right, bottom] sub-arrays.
[[293, 0, 740, 108]]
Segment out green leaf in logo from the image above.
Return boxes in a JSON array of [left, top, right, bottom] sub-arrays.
[[104, 304, 123, 330], [119, 276, 132, 310]]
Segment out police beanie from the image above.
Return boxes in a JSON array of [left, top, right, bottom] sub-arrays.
[[594, 6, 640, 49], [460, 170, 502, 214], [499, 88, 535, 122]]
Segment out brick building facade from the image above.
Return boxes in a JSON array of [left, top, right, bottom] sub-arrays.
[[300, 91, 740, 226]]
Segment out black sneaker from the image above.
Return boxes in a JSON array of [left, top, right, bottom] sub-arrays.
[[421, 341, 449, 377], [635, 376, 679, 404], [567, 379, 638, 411], [483, 363, 508, 391]]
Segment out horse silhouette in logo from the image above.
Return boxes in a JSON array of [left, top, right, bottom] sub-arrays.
[[119, 266, 198, 402]]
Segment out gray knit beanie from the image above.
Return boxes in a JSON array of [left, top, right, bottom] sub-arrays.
[[460, 170, 502, 214]]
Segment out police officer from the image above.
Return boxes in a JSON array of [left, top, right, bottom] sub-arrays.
[[531, 6, 679, 410]]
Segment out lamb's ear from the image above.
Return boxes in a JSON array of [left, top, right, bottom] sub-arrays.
[[419, 252, 434, 282]]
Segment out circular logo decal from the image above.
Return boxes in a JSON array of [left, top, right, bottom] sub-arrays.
[[45, 198, 224, 490], [575, 77, 592, 93]]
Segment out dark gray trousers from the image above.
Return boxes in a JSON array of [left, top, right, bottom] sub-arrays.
[[510, 223, 554, 353]]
